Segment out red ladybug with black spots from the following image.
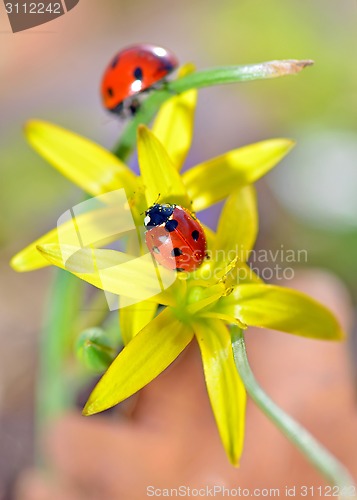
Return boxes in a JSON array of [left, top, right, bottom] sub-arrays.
[[144, 204, 207, 272], [101, 44, 178, 115]]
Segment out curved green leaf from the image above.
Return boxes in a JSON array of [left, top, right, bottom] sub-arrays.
[[114, 60, 313, 160]]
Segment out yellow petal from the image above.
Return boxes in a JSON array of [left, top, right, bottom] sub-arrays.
[[152, 82, 197, 170], [183, 139, 295, 211], [11, 191, 137, 272], [218, 258, 264, 290], [11, 226, 63, 272], [201, 223, 216, 249], [217, 284, 344, 340], [25, 120, 137, 196], [214, 186, 258, 263], [119, 300, 158, 345], [137, 126, 191, 208], [37, 244, 177, 307], [227, 262, 263, 285], [192, 258, 262, 289], [199, 312, 247, 329], [194, 319, 246, 466], [84, 308, 193, 415], [186, 283, 226, 315]]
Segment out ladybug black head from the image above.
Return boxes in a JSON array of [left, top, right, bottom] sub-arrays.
[[144, 203, 175, 228], [108, 101, 124, 115]]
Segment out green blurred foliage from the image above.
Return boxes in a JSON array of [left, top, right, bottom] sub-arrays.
[[0, 140, 78, 247], [203, 0, 357, 128], [197, 0, 357, 296]]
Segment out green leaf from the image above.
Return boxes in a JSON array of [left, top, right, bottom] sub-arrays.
[[194, 319, 246, 466], [114, 60, 313, 160], [83, 308, 193, 415], [183, 139, 295, 212], [217, 284, 344, 340], [172, 60, 313, 88]]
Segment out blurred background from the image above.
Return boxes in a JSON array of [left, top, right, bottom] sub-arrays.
[[1, 0, 357, 497]]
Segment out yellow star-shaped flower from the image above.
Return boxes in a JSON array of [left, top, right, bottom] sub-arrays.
[[11, 85, 343, 466]]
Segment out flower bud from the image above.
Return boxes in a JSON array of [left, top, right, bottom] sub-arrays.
[[76, 327, 116, 373]]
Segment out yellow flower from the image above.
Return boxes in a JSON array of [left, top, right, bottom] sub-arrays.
[[11, 88, 343, 466]]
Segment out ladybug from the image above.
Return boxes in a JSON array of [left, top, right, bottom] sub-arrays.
[[101, 44, 178, 115], [144, 204, 207, 272]]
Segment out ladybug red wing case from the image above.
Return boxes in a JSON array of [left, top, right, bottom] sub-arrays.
[[101, 44, 178, 114], [144, 204, 207, 272]]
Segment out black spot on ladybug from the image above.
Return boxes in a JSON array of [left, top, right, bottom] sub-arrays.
[[133, 67, 143, 80], [192, 230, 199, 241], [171, 247, 183, 257], [165, 219, 178, 232], [176, 267, 185, 272], [111, 55, 119, 69], [152, 246, 160, 254], [107, 87, 114, 97]]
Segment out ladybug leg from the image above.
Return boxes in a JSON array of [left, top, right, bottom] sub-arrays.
[[109, 101, 126, 118], [162, 78, 178, 95], [149, 79, 178, 96], [120, 96, 142, 118], [128, 97, 141, 116], [126, 92, 149, 116], [160, 79, 179, 96]]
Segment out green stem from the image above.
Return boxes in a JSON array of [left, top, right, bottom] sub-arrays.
[[75, 290, 111, 333], [36, 269, 82, 459], [231, 326, 356, 498], [114, 59, 313, 160]]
